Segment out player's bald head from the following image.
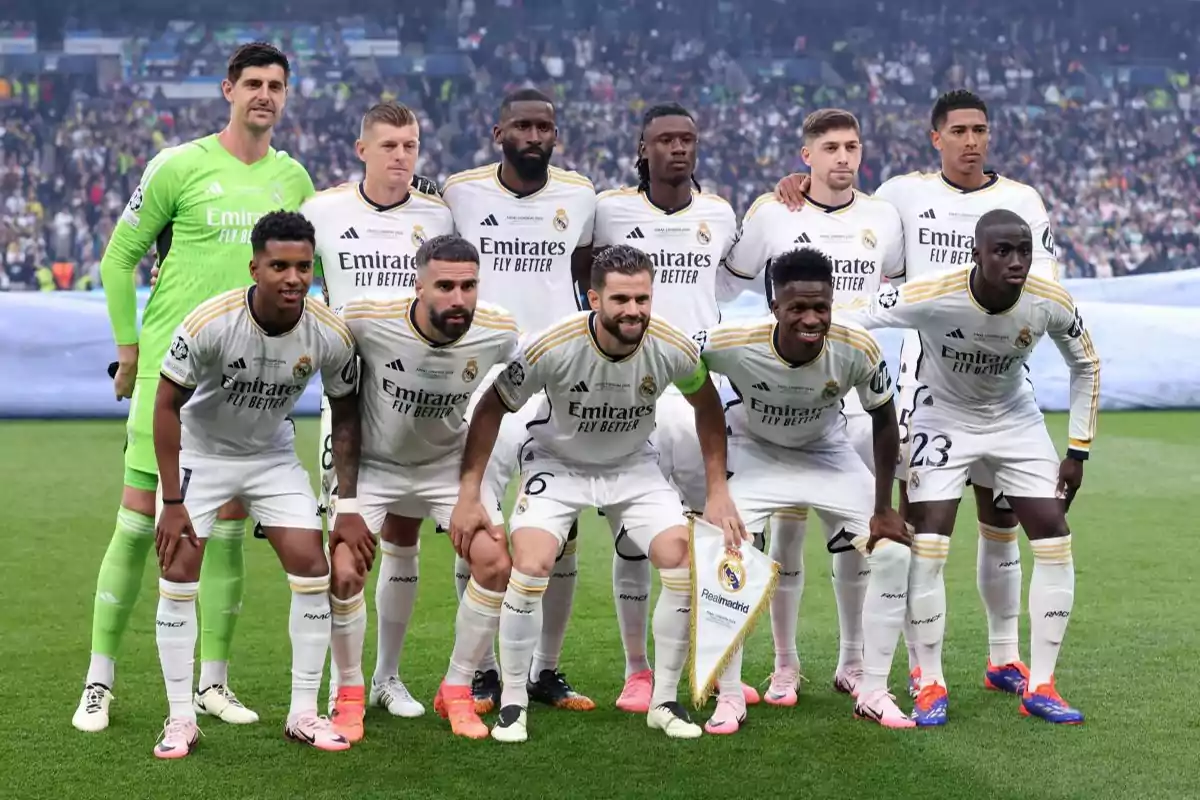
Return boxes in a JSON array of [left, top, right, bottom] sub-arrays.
[[975, 209, 1029, 246]]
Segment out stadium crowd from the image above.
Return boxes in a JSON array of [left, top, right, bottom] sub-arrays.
[[2, 0, 1199, 290]]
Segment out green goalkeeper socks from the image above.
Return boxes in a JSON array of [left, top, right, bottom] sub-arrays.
[[90, 507, 156, 662], [199, 519, 247, 664]]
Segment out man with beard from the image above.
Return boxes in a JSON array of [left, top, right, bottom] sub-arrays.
[[330, 235, 520, 742], [449, 245, 744, 743], [440, 88, 598, 714]]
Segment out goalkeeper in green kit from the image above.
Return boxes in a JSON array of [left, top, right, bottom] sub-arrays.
[[73, 42, 316, 733]]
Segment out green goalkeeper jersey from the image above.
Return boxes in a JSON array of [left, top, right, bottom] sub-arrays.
[[101, 133, 315, 378]]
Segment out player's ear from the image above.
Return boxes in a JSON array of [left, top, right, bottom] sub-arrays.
[[586, 287, 601, 312], [221, 79, 235, 103], [492, 124, 502, 144], [929, 129, 942, 152], [800, 146, 812, 168]]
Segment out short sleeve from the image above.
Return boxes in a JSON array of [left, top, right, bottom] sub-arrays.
[[494, 340, 545, 412], [577, 195, 596, 248], [856, 349, 895, 412], [722, 201, 774, 281], [160, 324, 202, 389], [319, 319, 358, 399]]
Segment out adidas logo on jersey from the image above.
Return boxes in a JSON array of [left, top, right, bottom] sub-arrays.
[[480, 214, 499, 227], [919, 209, 937, 219], [751, 381, 770, 391], [793, 233, 812, 244], [570, 381, 590, 393], [386, 358, 405, 371], [340, 227, 360, 239], [207, 181, 224, 196], [626, 227, 646, 240], [227, 357, 247, 370], [946, 328, 965, 339]]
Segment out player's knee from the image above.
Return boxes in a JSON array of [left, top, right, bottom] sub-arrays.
[[283, 545, 331, 579], [647, 526, 689, 570], [510, 545, 554, 577], [1026, 517, 1070, 541], [216, 499, 248, 521], [120, 486, 157, 517], [381, 514, 421, 547], [162, 555, 201, 585], [470, 540, 512, 591]]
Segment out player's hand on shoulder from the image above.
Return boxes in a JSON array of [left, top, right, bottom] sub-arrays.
[[330, 503, 376, 571], [1057, 457, 1084, 512], [112, 343, 139, 400], [410, 174, 440, 196], [867, 507, 910, 553], [155, 504, 197, 571], [773, 173, 811, 212], [704, 491, 749, 549]]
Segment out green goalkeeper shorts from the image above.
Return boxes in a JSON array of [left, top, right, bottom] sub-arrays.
[[123, 376, 160, 491]]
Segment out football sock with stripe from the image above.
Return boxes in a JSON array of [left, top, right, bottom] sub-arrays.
[[499, 569, 548, 709], [909, 534, 950, 688], [156, 579, 199, 722], [833, 547, 869, 674], [447, 579, 505, 685], [1028, 535, 1075, 689], [288, 574, 332, 717], [530, 536, 577, 680], [650, 567, 692, 708], [455, 554, 499, 674], [613, 553, 652, 677], [198, 518, 245, 689], [768, 510, 806, 672], [977, 523, 1023, 665], [373, 541, 418, 683], [330, 591, 367, 688], [860, 540, 912, 695], [88, 506, 155, 687]]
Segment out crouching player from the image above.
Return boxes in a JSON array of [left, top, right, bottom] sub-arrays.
[[150, 212, 356, 758], [451, 245, 744, 742], [326, 235, 520, 741], [701, 248, 915, 732]]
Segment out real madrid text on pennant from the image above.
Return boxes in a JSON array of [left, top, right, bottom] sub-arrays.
[[688, 517, 779, 708]]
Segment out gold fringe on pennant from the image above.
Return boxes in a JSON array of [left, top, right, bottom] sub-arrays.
[[687, 516, 781, 710]]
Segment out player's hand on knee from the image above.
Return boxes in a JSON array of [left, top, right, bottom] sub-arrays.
[[773, 173, 811, 212], [156, 504, 197, 571], [704, 492, 749, 549], [1057, 457, 1084, 511], [449, 501, 497, 560], [331, 508, 376, 572], [112, 344, 138, 400], [868, 507, 910, 553]]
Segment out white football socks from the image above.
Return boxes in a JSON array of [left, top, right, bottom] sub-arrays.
[[909, 533, 950, 688], [832, 547, 869, 674], [372, 541, 418, 684], [156, 579, 199, 721], [859, 541, 911, 695], [498, 569, 548, 709], [288, 574, 332, 718], [977, 523, 1023, 665], [768, 509, 807, 672], [330, 590, 366, 688], [447, 578, 505, 686], [1028, 535, 1075, 690], [650, 567, 692, 708], [530, 538, 577, 680], [613, 553, 652, 678], [455, 554, 498, 674]]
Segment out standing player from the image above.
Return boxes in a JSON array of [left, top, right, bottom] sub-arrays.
[[843, 210, 1098, 725], [300, 101, 455, 722], [591, 102, 741, 712], [440, 88, 597, 713], [150, 212, 357, 758], [700, 248, 913, 732], [725, 109, 904, 704], [74, 42, 315, 732], [451, 245, 744, 742], [776, 91, 1062, 696], [324, 235, 520, 743]]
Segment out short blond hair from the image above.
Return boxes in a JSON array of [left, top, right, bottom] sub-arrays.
[[360, 101, 419, 139]]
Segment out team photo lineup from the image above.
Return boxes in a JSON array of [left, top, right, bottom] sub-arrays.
[[68, 38, 1103, 759]]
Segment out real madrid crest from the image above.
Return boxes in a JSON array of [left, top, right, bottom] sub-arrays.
[[411, 224, 427, 249], [822, 379, 840, 400], [697, 222, 712, 245], [908, 472, 921, 489], [515, 496, 529, 515], [861, 228, 877, 249], [293, 355, 314, 380], [639, 374, 658, 398], [462, 358, 479, 383], [717, 551, 747, 593], [1015, 326, 1033, 350], [553, 208, 569, 232]]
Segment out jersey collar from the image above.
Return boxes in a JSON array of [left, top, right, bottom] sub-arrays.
[[770, 322, 826, 367], [495, 163, 550, 199], [245, 286, 305, 337], [939, 171, 1000, 194], [801, 191, 855, 214], [357, 181, 411, 212], [407, 299, 467, 348], [587, 312, 644, 362], [642, 187, 695, 216], [966, 267, 1024, 315]]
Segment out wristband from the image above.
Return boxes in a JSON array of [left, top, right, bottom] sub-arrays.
[[335, 497, 359, 515], [162, 498, 185, 506], [1066, 448, 1089, 462]]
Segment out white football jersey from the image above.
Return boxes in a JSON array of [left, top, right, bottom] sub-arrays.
[[842, 269, 1099, 453], [593, 187, 738, 335], [874, 171, 1060, 283], [724, 190, 905, 304], [493, 311, 704, 466], [161, 288, 357, 458], [700, 319, 893, 449], [301, 182, 455, 310], [442, 163, 595, 334], [343, 297, 520, 468]]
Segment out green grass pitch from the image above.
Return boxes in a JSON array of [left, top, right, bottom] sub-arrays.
[[1, 412, 1198, 800]]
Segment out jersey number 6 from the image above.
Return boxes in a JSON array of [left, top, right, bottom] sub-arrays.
[[522, 471, 554, 496]]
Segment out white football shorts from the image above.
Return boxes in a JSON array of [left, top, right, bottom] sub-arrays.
[[508, 443, 687, 554], [161, 450, 320, 537], [356, 459, 504, 535]]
